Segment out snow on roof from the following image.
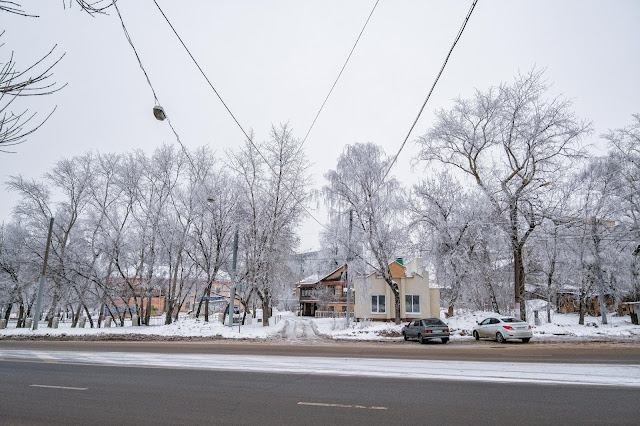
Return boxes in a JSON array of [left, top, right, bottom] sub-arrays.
[[298, 273, 320, 285]]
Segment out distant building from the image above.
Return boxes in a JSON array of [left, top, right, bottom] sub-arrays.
[[296, 265, 353, 316]]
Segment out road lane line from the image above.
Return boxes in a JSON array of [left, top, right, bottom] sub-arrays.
[[30, 384, 88, 391], [298, 402, 388, 410]]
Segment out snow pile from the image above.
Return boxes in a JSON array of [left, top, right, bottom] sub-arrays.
[[533, 313, 640, 338], [443, 310, 640, 340], [1, 311, 638, 341], [0, 314, 290, 340], [313, 317, 403, 340]]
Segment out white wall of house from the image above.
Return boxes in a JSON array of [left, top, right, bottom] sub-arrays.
[[354, 261, 440, 321]]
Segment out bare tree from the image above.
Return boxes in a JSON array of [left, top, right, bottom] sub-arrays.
[[417, 69, 591, 320], [572, 156, 626, 324], [188, 165, 237, 322], [230, 124, 308, 326], [411, 172, 476, 316], [604, 114, 640, 299], [324, 143, 407, 324], [0, 0, 117, 153], [0, 33, 65, 152]]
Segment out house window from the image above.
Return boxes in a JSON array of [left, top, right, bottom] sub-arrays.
[[371, 295, 386, 313], [405, 295, 420, 314]]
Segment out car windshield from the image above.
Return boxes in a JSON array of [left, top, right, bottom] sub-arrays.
[[423, 319, 446, 326], [501, 317, 524, 323]]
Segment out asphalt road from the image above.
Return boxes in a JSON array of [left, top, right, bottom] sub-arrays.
[[1, 358, 638, 425], [1, 339, 639, 364]]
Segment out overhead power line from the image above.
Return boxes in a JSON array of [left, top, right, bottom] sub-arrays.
[[379, 0, 479, 185], [149, 0, 340, 244], [152, 0, 252, 144], [300, 0, 380, 148], [112, 0, 199, 173]]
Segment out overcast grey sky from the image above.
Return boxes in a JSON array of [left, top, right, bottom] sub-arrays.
[[1, 0, 639, 251]]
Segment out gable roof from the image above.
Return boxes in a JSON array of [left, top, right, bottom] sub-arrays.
[[366, 260, 406, 279], [297, 264, 347, 288]]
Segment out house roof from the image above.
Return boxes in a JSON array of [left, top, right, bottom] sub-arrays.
[[297, 265, 347, 287], [298, 273, 320, 285], [365, 260, 406, 280], [322, 264, 347, 281]]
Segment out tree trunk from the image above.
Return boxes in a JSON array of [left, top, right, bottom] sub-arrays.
[[513, 245, 526, 321], [485, 277, 500, 314], [393, 284, 401, 325], [47, 290, 60, 327], [3, 303, 12, 321], [17, 302, 25, 328], [71, 304, 82, 327], [145, 294, 152, 325], [83, 303, 94, 328], [578, 287, 586, 325], [447, 305, 454, 318], [222, 303, 229, 326], [591, 219, 608, 324], [633, 254, 640, 301], [196, 280, 215, 321], [98, 302, 105, 328], [546, 267, 555, 323]]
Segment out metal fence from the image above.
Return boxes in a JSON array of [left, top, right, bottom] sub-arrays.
[[314, 311, 346, 319]]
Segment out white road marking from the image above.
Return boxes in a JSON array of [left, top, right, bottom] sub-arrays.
[[2, 350, 639, 388], [30, 384, 88, 391], [298, 402, 388, 410]]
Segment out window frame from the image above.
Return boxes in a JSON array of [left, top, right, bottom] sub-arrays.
[[405, 294, 420, 314], [371, 295, 386, 314]]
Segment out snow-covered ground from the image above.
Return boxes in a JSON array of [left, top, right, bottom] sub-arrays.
[[1, 309, 638, 342]]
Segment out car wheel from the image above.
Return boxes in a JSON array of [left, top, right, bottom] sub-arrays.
[[473, 331, 479, 341], [496, 332, 506, 343], [441, 337, 449, 344], [403, 332, 408, 341], [419, 334, 426, 344], [521, 338, 530, 343]]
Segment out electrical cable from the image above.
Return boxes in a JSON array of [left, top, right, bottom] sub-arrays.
[[379, 0, 479, 186], [112, 0, 159, 104], [299, 0, 380, 149], [112, 0, 200, 175], [150, 0, 333, 233], [151, 0, 252, 144]]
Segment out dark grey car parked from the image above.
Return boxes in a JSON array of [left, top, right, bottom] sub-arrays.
[[402, 318, 450, 344]]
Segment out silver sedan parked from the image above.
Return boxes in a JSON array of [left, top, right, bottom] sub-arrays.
[[472, 316, 532, 343], [402, 318, 450, 344]]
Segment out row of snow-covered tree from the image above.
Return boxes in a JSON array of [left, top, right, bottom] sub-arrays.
[[320, 70, 639, 324], [1, 70, 639, 327], [0, 124, 307, 327]]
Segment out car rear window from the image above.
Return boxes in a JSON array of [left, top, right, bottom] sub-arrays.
[[501, 317, 524, 323], [423, 319, 446, 326]]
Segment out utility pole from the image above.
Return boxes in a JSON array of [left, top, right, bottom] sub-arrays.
[[32, 217, 54, 330], [228, 228, 239, 327], [346, 209, 353, 326]]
